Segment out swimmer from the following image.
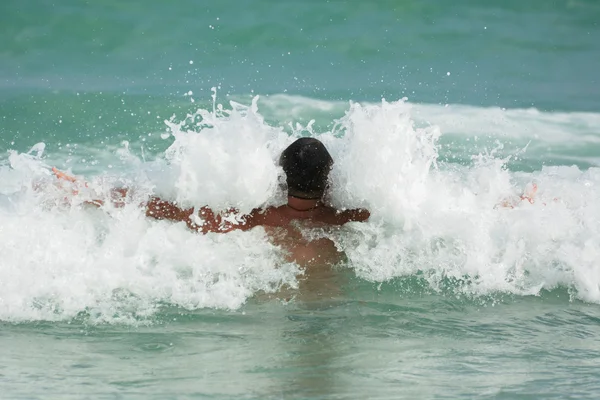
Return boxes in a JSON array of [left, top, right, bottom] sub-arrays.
[[53, 138, 370, 267]]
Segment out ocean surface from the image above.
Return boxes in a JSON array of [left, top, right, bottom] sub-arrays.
[[1, 0, 600, 398]]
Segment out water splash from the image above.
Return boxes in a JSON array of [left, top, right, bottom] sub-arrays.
[[0, 97, 599, 323]]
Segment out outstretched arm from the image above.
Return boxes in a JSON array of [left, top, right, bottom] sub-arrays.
[[345, 208, 370, 223], [52, 168, 256, 234], [145, 197, 250, 233], [146, 198, 260, 233], [330, 207, 370, 225], [145, 197, 194, 226]]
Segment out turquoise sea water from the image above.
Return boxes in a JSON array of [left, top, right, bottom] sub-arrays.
[[1, 0, 600, 398]]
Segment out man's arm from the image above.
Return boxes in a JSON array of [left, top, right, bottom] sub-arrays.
[[331, 208, 370, 225], [348, 208, 370, 222], [52, 167, 258, 234], [145, 197, 256, 233], [145, 197, 194, 227]]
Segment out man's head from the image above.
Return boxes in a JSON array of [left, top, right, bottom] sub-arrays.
[[279, 137, 333, 199]]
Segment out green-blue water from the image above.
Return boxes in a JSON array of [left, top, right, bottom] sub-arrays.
[[1, 0, 600, 398]]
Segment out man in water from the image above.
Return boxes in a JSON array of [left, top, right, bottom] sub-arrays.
[[144, 137, 369, 266], [54, 138, 370, 267]]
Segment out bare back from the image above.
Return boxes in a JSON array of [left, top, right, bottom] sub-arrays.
[[245, 204, 369, 268]]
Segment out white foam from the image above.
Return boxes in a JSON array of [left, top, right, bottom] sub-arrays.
[[0, 145, 298, 323], [1, 96, 599, 323], [412, 103, 600, 143], [260, 93, 600, 143], [160, 96, 292, 213], [323, 99, 600, 301], [258, 94, 600, 167]]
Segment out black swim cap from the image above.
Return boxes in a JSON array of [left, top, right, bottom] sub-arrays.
[[279, 137, 333, 199]]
